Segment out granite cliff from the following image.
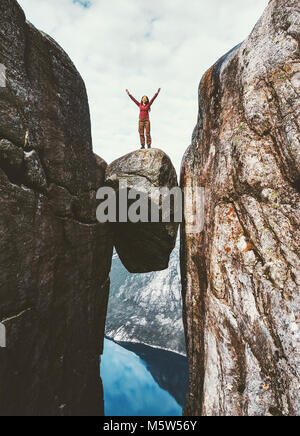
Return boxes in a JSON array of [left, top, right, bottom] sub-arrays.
[[181, 0, 300, 417], [0, 0, 113, 416], [105, 149, 179, 273]]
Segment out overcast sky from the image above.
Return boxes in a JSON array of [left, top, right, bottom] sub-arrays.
[[18, 0, 269, 172]]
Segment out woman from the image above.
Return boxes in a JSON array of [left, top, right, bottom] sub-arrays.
[[126, 88, 161, 149]]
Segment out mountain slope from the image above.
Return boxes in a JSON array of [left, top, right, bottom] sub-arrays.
[[106, 241, 186, 355]]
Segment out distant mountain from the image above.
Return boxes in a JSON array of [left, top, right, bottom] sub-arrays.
[[106, 241, 186, 355]]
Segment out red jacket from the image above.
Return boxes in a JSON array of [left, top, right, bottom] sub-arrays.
[[128, 92, 159, 119]]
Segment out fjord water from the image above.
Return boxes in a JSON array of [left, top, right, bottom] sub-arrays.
[[101, 338, 188, 416]]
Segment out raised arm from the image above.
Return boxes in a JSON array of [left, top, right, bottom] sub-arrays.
[[149, 88, 161, 107], [126, 89, 140, 107]]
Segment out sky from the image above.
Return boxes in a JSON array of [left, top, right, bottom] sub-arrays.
[[18, 0, 269, 173]]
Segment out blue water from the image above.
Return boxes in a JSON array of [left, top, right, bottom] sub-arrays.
[[101, 339, 183, 416]]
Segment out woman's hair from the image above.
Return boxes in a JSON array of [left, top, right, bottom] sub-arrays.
[[141, 96, 151, 112]]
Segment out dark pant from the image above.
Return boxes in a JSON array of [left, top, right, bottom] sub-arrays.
[[139, 118, 151, 148]]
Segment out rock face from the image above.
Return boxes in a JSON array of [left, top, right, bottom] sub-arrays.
[[181, 0, 300, 417], [0, 0, 113, 416], [106, 239, 186, 355], [105, 149, 179, 273]]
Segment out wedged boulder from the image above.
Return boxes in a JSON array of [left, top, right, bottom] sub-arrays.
[[181, 0, 300, 417], [105, 148, 179, 273], [0, 0, 113, 416]]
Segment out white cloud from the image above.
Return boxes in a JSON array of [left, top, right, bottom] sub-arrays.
[[17, 0, 269, 173]]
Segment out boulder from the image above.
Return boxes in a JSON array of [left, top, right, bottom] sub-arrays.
[[181, 0, 300, 416], [105, 148, 179, 273]]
